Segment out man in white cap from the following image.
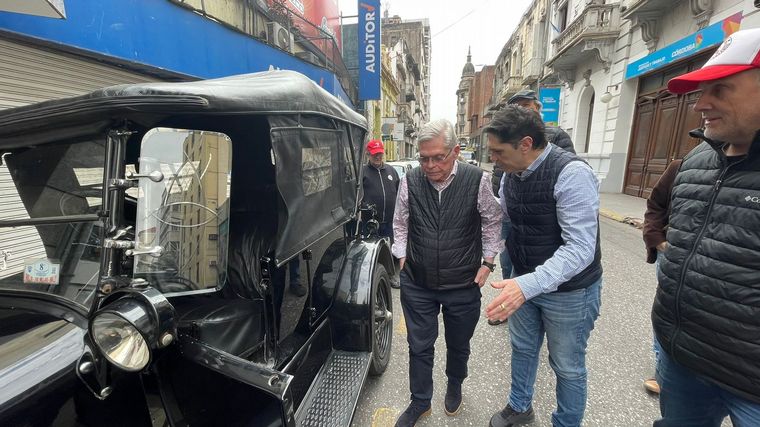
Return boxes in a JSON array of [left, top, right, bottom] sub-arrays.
[[652, 28, 760, 425]]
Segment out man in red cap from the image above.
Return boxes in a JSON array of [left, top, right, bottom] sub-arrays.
[[652, 28, 760, 425], [362, 140, 400, 284]]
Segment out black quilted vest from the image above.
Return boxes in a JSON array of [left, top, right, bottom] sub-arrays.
[[652, 129, 760, 403], [405, 163, 483, 290], [503, 147, 602, 292]]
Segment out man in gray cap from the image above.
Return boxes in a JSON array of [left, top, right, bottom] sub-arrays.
[[488, 90, 576, 326], [507, 90, 575, 154]]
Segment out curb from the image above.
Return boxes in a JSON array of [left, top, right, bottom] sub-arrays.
[[599, 208, 644, 229]]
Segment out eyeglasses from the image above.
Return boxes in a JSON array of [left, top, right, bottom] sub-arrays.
[[419, 147, 454, 165]]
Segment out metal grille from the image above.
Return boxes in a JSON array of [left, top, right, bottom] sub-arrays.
[[299, 351, 370, 427]]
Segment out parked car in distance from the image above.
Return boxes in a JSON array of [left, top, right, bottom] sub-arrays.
[[460, 150, 478, 166], [387, 160, 419, 178]]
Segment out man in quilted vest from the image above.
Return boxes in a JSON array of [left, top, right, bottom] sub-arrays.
[[652, 28, 760, 425]]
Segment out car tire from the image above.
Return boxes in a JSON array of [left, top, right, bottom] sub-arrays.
[[369, 263, 393, 376]]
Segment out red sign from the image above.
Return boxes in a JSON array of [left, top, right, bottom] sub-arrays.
[[269, 0, 342, 49]]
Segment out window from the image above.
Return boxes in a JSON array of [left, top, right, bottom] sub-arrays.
[[0, 139, 107, 306], [134, 129, 232, 295], [558, 3, 569, 33]]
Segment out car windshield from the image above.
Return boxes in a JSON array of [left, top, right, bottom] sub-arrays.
[[0, 139, 108, 307], [132, 128, 232, 295], [390, 164, 406, 178]]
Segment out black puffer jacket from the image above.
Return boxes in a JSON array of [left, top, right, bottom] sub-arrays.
[[361, 163, 399, 223], [491, 126, 576, 196], [653, 129, 760, 404]]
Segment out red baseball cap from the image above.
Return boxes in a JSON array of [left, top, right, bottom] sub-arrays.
[[367, 139, 384, 155], [668, 28, 760, 94]]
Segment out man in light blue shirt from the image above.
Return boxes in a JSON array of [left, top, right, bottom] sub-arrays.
[[483, 105, 602, 427]]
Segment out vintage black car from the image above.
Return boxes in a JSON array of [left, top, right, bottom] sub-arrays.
[[0, 70, 395, 426]]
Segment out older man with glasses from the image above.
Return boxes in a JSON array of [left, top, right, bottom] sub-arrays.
[[392, 119, 503, 426]]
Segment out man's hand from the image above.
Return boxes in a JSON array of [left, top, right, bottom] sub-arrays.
[[399, 257, 406, 271], [485, 279, 526, 321], [474, 266, 491, 288], [656, 241, 668, 252]]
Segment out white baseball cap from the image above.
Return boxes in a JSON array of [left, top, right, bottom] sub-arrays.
[[668, 28, 760, 94]]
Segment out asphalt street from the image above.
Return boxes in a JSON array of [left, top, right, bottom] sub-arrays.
[[352, 217, 669, 427]]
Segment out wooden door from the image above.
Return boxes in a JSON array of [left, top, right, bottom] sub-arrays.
[[641, 94, 680, 199], [671, 91, 703, 161], [623, 100, 656, 196]]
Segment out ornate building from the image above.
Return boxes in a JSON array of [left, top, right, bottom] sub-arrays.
[[455, 48, 475, 146]]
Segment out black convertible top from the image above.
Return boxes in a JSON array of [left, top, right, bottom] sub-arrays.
[[0, 70, 366, 146]]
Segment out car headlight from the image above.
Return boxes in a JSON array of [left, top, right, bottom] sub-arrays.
[[91, 310, 151, 372], [90, 287, 175, 372]]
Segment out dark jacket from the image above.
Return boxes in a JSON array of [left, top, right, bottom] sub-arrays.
[[361, 163, 400, 223], [642, 159, 682, 263], [405, 163, 483, 290], [653, 129, 760, 404], [492, 126, 576, 196], [503, 147, 602, 292]]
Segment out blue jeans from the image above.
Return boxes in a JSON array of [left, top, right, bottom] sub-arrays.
[[500, 220, 513, 279], [508, 279, 602, 427], [655, 350, 760, 426], [652, 251, 664, 364]]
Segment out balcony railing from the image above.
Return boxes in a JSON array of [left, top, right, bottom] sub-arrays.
[[488, 75, 525, 111], [552, 3, 619, 56]]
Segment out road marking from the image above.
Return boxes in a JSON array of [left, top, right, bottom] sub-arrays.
[[371, 407, 398, 427], [396, 313, 406, 335], [599, 208, 625, 223]]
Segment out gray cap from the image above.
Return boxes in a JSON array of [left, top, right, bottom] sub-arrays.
[[507, 89, 538, 104]]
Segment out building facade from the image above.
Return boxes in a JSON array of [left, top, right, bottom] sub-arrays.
[[468, 65, 496, 163], [382, 14, 432, 130], [548, 0, 759, 195], [456, 49, 476, 146], [462, 0, 760, 196]]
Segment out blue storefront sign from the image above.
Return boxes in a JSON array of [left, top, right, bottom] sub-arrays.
[[358, 0, 381, 100], [0, 0, 353, 107], [626, 12, 743, 80], [539, 87, 561, 126]]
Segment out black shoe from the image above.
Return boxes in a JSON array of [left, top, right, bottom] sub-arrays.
[[488, 318, 507, 326], [395, 400, 431, 427], [489, 404, 535, 427], [444, 382, 462, 416], [290, 283, 306, 297]]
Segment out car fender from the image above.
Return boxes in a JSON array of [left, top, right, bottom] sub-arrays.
[[329, 238, 394, 352]]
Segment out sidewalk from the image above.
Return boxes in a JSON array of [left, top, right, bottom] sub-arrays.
[[600, 192, 646, 228]]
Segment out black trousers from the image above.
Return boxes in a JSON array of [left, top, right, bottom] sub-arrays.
[[399, 270, 481, 403]]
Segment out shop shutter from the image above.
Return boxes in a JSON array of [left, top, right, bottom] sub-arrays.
[[0, 37, 159, 109], [0, 38, 159, 279]]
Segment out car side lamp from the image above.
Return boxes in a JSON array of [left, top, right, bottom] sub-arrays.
[[90, 286, 175, 372]]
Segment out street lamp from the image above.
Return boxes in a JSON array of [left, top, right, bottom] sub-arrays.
[[601, 84, 619, 103]]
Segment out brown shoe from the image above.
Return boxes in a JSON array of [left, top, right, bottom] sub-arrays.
[[644, 378, 660, 394]]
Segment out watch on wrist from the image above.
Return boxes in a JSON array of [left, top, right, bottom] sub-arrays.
[[482, 260, 496, 272]]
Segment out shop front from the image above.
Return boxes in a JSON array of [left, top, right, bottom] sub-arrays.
[[622, 12, 742, 198]]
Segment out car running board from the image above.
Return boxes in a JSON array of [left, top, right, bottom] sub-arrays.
[[295, 350, 371, 427]]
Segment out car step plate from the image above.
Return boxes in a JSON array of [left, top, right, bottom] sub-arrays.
[[295, 350, 371, 427]]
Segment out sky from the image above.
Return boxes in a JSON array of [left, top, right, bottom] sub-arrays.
[[339, 0, 534, 123]]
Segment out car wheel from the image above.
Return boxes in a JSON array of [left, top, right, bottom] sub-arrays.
[[369, 264, 392, 376]]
